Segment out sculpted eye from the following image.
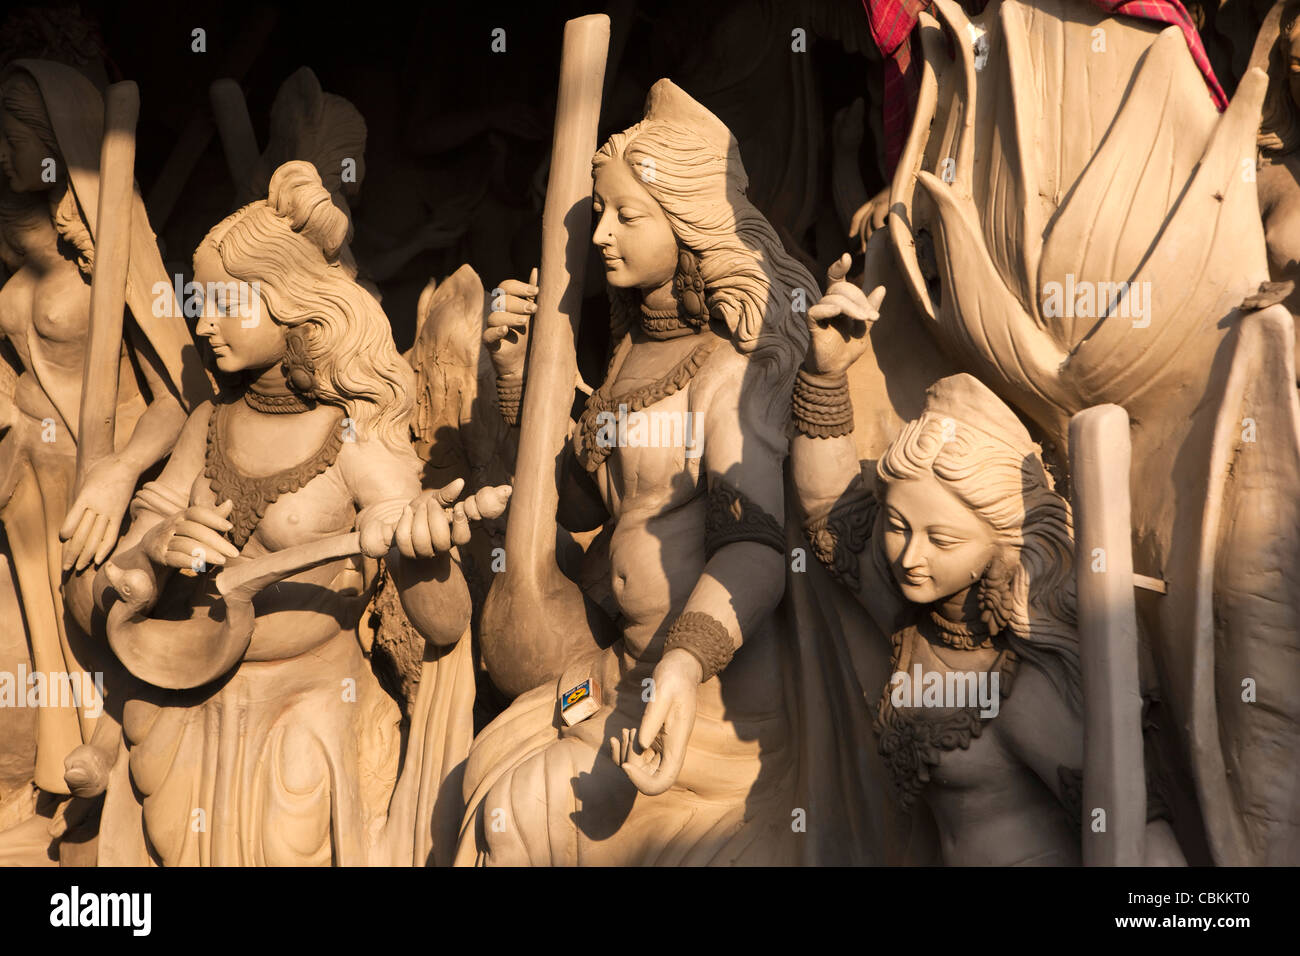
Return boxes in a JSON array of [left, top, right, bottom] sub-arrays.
[[929, 534, 966, 549]]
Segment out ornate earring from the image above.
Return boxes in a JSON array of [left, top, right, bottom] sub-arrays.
[[976, 549, 1018, 636], [672, 248, 709, 326], [281, 327, 318, 396]]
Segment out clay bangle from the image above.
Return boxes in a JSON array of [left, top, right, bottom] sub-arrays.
[[497, 376, 523, 426], [664, 611, 735, 683], [793, 367, 853, 438]]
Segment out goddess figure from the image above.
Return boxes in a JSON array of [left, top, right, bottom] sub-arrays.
[[791, 303, 1185, 864], [0, 61, 205, 825], [457, 80, 885, 865], [94, 161, 500, 866]]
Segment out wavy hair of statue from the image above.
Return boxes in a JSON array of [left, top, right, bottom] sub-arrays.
[[593, 118, 815, 380], [198, 160, 414, 457], [0, 71, 95, 270]]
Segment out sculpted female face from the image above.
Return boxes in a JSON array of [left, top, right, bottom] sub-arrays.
[[0, 109, 51, 194], [591, 158, 678, 290], [881, 472, 999, 605], [192, 244, 286, 373]]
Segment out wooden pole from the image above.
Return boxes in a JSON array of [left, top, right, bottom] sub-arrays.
[[1070, 404, 1146, 866], [479, 14, 614, 699], [75, 82, 139, 489]]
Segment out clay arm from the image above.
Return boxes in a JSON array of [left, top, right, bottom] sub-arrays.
[[999, 660, 1187, 865], [60, 337, 189, 571], [789, 252, 898, 628], [342, 440, 473, 647], [89, 401, 214, 615], [675, 368, 790, 668]]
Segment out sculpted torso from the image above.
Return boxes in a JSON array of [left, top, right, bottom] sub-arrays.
[[0, 233, 142, 427], [896, 635, 1081, 866], [159, 399, 407, 662], [596, 333, 727, 659]]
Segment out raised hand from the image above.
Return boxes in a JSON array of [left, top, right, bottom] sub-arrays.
[[483, 267, 538, 383], [804, 253, 886, 379]]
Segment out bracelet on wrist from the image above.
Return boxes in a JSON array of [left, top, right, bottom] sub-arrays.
[[793, 367, 853, 438], [663, 611, 735, 683]]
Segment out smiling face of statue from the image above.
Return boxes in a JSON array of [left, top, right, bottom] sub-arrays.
[[881, 473, 1000, 606], [192, 244, 286, 374], [0, 108, 52, 194], [591, 158, 678, 291]]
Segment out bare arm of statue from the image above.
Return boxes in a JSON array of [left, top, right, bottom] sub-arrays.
[[60, 337, 189, 572], [342, 438, 474, 647]]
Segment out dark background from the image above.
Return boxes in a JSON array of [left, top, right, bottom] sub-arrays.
[[2, 0, 884, 374]]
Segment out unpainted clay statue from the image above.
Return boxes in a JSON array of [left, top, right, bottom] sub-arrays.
[[0, 61, 207, 852], [457, 80, 887, 865], [879, 0, 1300, 864], [92, 161, 506, 866], [791, 335, 1185, 862]]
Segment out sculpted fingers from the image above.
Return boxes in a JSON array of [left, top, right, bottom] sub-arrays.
[[425, 497, 453, 553], [74, 513, 110, 572]]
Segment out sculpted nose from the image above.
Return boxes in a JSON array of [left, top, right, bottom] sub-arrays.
[[900, 531, 926, 569], [592, 210, 614, 249]]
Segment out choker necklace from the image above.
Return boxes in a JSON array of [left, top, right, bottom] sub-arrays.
[[244, 388, 315, 414], [927, 609, 994, 651], [639, 303, 704, 341]]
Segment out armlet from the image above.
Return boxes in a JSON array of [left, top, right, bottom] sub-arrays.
[[804, 484, 876, 591], [704, 479, 785, 560]]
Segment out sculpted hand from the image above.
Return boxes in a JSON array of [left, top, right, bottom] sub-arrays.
[[140, 498, 241, 571], [848, 186, 891, 249], [59, 455, 143, 571], [804, 253, 885, 379], [612, 648, 701, 796], [393, 479, 514, 559], [483, 267, 537, 382]]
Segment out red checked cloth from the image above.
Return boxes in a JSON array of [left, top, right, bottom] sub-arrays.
[[866, 0, 1228, 174]]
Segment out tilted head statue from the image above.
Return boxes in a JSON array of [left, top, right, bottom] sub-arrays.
[[876, 373, 1080, 700], [194, 160, 413, 457]]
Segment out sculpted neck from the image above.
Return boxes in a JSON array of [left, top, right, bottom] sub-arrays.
[[248, 362, 294, 397], [934, 583, 983, 628], [640, 277, 675, 312]]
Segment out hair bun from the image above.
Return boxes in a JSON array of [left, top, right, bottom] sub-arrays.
[[267, 160, 351, 261]]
